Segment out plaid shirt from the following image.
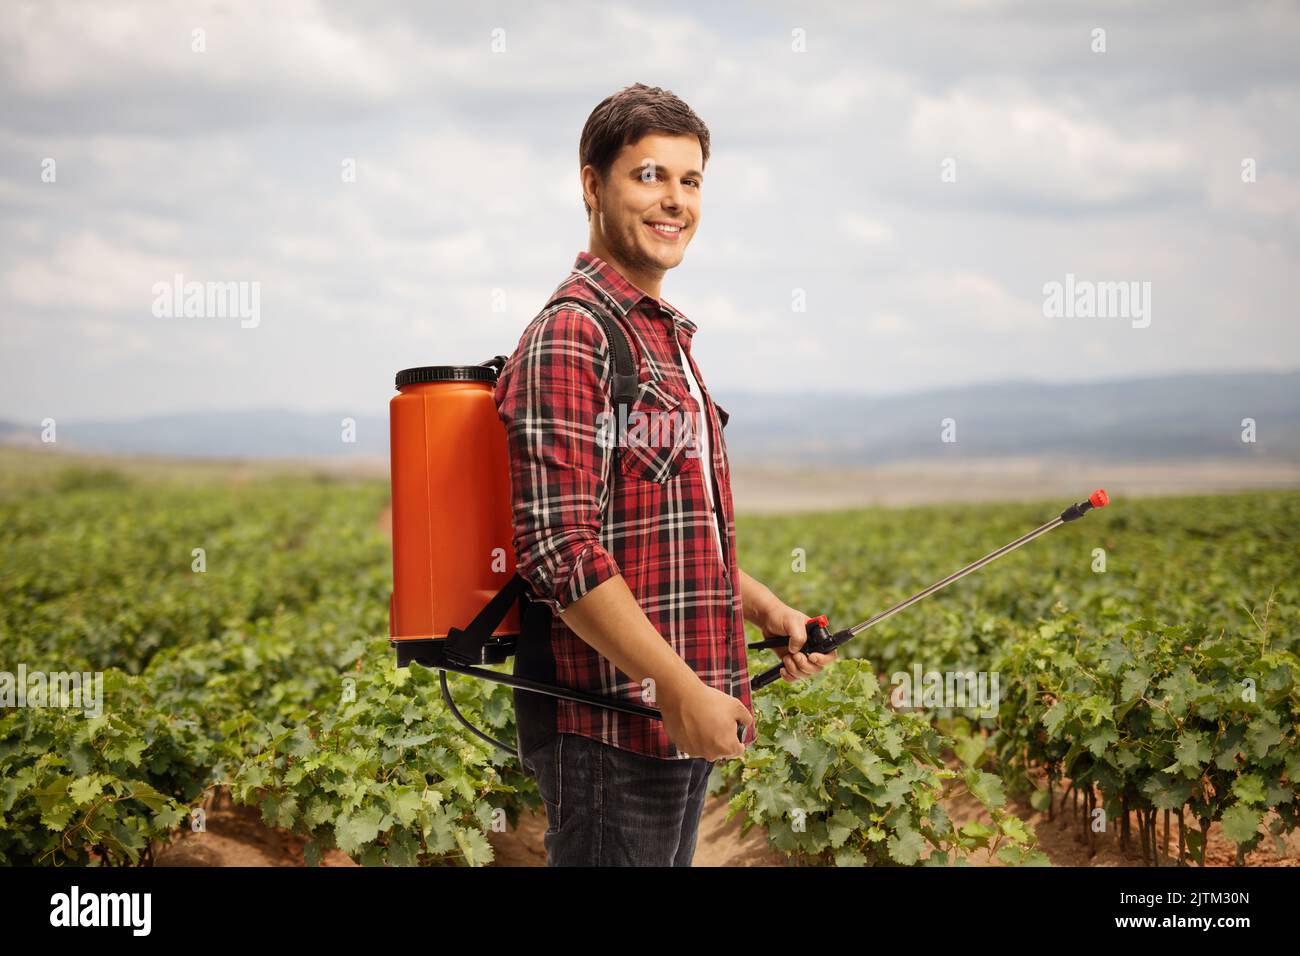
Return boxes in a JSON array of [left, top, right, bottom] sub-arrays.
[[495, 251, 754, 759]]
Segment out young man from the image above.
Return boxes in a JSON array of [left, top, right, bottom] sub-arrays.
[[494, 83, 836, 866]]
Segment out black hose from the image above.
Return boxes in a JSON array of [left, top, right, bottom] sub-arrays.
[[438, 669, 516, 755]]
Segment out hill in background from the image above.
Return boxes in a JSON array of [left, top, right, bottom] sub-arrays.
[[3, 369, 1297, 467]]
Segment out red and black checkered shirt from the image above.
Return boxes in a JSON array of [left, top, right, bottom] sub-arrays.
[[495, 251, 754, 760]]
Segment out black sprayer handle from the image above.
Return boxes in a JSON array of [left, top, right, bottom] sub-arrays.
[[748, 615, 846, 692], [733, 616, 842, 740]]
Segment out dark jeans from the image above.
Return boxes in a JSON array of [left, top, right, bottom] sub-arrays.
[[520, 732, 715, 866]]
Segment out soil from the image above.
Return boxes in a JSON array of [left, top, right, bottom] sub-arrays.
[[937, 758, 1300, 867], [153, 788, 357, 867], [485, 794, 787, 867]]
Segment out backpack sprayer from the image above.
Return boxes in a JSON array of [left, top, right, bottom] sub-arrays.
[[387, 349, 1110, 755]]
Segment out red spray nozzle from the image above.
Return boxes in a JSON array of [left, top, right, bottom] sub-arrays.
[[1089, 489, 1109, 509]]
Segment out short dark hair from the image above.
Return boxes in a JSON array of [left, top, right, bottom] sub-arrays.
[[578, 83, 710, 219]]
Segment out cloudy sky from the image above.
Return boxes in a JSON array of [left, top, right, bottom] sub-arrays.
[[2, 0, 1297, 423]]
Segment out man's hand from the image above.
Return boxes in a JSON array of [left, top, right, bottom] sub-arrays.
[[657, 675, 754, 761], [761, 603, 838, 683]]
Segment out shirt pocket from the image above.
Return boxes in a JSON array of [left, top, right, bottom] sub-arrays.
[[615, 379, 703, 484]]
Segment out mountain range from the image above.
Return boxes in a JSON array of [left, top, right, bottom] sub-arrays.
[[3, 370, 1297, 465]]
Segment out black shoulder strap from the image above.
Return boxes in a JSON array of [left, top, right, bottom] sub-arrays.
[[544, 295, 640, 421], [506, 294, 639, 753], [447, 294, 639, 673]]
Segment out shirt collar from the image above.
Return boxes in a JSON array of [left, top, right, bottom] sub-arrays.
[[571, 250, 698, 337]]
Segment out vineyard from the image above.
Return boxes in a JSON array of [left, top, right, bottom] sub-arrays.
[[1, 452, 1296, 866]]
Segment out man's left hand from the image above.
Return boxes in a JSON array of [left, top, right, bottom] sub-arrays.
[[760, 604, 838, 683]]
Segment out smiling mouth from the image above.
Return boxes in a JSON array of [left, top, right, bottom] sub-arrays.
[[645, 221, 685, 240]]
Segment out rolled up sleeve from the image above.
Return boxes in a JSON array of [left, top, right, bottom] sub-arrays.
[[495, 306, 622, 615]]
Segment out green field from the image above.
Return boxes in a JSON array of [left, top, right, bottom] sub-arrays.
[[1, 451, 1296, 866]]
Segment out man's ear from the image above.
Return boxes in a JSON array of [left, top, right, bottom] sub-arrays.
[[580, 165, 600, 218], [586, 164, 612, 217]]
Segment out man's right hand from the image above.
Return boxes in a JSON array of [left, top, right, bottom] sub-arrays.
[[658, 677, 754, 761]]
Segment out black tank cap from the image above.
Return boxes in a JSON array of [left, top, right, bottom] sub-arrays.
[[395, 356, 506, 388]]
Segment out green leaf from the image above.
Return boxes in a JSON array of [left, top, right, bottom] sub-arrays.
[[775, 729, 804, 760], [1218, 805, 1261, 845], [833, 847, 867, 867], [41, 799, 76, 831], [334, 805, 386, 855], [846, 748, 886, 786], [304, 797, 335, 828], [964, 770, 1006, 809], [1119, 667, 1151, 702], [1173, 731, 1212, 773], [69, 775, 104, 805], [1041, 701, 1069, 737], [1141, 774, 1193, 812], [1245, 716, 1283, 759], [998, 814, 1032, 844], [886, 826, 925, 865], [125, 780, 170, 813], [1230, 773, 1267, 807], [31, 777, 71, 812], [959, 821, 996, 848], [997, 845, 1051, 867], [454, 828, 494, 867], [826, 807, 863, 849], [285, 726, 316, 759], [386, 787, 423, 827], [1082, 725, 1117, 757], [261, 792, 298, 829], [954, 732, 987, 768], [151, 804, 187, 831], [876, 725, 903, 760]]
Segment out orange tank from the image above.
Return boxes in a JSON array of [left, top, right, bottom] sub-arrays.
[[388, 360, 519, 652]]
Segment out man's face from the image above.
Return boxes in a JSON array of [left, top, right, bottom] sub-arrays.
[[585, 132, 703, 278]]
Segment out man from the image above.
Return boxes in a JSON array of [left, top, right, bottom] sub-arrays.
[[494, 83, 836, 867]]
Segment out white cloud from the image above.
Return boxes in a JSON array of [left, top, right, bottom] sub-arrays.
[[2, 0, 408, 102], [5, 231, 177, 312], [841, 215, 893, 244], [919, 271, 1045, 333], [905, 86, 1191, 205]]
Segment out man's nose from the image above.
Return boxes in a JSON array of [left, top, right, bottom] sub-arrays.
[[661, 180, 685, 211]]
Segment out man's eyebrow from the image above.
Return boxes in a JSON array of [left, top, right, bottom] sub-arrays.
[[630, 163, 704, 181]]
